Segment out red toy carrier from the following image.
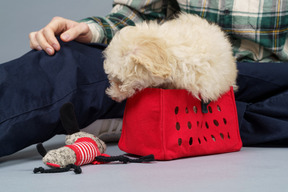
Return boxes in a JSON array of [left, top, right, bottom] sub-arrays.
[[118, 87, 242, 160]]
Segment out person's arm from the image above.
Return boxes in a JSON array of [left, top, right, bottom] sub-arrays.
[[80, 0, 178, 44]]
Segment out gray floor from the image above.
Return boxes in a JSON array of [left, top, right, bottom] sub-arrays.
[[1, 1, 288, 192], [1, 135, 288, 192]]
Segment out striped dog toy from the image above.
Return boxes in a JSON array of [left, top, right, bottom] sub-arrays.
[[40, 131, 106, 168], [33, 103, 154, 174]]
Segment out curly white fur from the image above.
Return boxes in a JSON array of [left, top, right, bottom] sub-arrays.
[[103, 13, 237, 103]]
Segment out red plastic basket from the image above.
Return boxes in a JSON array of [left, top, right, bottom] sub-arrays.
[[118, 87, 242, 160]]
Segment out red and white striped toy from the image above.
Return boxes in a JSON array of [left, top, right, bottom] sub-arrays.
[[42, 131, 106, 168], [33, 103, 154, 174], [66, 137, 101, 166]]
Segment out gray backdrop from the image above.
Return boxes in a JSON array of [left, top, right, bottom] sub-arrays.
[[0, 0, 113, 63]]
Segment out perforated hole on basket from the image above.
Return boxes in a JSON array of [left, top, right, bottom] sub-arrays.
[[217, 105, 221, 112], [208, 106, 212, 113], [205, 122, 209, 129], [193, 106, 198, 114], [189, 137, 193, 145], [185, 107, 189, 114], [175, 106, 179, 114], [187, 121, 192, 129], [176, 122, 180, 130], [227, 132, 231, 139], [211, 135, 216, 142], [198, 138, 201, 144], [204, 136, 207, 142], [213, 120, 219, 126], [223, 118, 227, 125], [178, 138, 182, 146], [220, 133, 224, 140]]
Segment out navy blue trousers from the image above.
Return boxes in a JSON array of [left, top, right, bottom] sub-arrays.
[[0, 40, 288, 157]]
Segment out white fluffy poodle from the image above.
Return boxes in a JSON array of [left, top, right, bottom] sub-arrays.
[[103, 13, 237, 103]]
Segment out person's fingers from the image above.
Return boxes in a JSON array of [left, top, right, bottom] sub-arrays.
[[40, 17, 68, 51], [28, 16, 92, 55], [45, 17, 67, 35], [29, 31, 42, 51], [42, 27, 60, 51], [28, 17, 66, 54], [60, 22, 92, 43], [35, 30, 55, 55]]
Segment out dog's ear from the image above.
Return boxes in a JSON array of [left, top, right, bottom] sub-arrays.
[[130, 38, 172, 78]]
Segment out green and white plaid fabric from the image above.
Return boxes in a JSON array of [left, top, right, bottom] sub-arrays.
[[81, 0, 288, 62]]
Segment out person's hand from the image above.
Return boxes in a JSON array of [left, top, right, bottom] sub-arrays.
[[29, 17, 93, 55]]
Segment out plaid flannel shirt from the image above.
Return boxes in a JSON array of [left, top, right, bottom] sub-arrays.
[[81, 0, 288, 62]]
